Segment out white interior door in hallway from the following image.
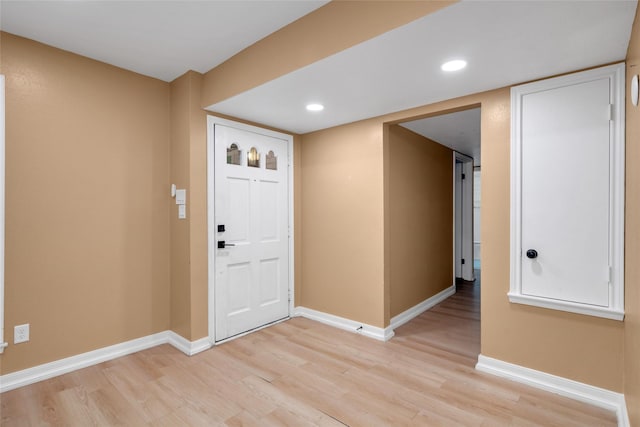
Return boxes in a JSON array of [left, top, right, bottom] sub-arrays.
[[454, 152, 474, 282], [209, 118, 292, 342]]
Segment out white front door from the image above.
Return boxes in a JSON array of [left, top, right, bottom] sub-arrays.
[[213, 122, 290, 341]]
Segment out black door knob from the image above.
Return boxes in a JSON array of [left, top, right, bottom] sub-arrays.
[[526, 249, 538, 259]]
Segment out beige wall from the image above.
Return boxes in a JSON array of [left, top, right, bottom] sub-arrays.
[[169, 71, 208, 341], [169, 72, 192, 339], [625, 4, 640, 424], [300, 119, 386, 328], [0, 33, 171, 374], [387, 125, 453, 318], [187, 74, 209, 340]]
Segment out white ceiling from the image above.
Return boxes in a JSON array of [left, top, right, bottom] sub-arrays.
[[401, 108, 481, 165], [0, 0, 328, 82], [0, 0, 637, 151], [207, 0, 636, 136]]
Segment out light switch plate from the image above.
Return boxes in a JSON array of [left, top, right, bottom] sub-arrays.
[[178, 204, 186, 219], [175, 189, 186, 205]]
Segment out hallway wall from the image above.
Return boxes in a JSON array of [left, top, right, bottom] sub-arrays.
[[300, 119, 386, 328], [387, 125, 453, 318]]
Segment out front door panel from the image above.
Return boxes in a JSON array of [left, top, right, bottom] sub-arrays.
[[214, 124, 289, 341]]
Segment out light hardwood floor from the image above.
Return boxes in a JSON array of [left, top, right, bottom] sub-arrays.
[[1, 280, 617, 426]]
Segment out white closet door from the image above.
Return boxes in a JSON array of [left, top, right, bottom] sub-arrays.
[[520, 78, 610, 306], [509, 63, 625, 321]]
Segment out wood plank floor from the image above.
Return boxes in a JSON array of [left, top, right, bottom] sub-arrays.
[[1, 279, 617, 426]]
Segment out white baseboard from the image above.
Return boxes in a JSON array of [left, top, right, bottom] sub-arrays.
[[620, 398, 631, 427], [0, 330, 212, 393], [476, 354, 629, 427], [390, 284, 456, 330], [293, 306, 394, 341], [167, 331, 212, 356]]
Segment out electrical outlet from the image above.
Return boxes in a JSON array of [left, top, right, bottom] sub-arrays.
[[14, 324, 29, 344]]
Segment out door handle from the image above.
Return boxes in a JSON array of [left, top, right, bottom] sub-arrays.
[[526, 249, 538, 259], [218, 241, 235, 249]]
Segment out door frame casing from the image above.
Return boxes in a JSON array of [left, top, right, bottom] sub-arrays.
[[206, 115, 295, 344], [0, 76, 5, 353]]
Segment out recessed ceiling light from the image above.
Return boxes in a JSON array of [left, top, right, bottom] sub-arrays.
[[306, 103, 324, 112], [441, 60, 467, 72]]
